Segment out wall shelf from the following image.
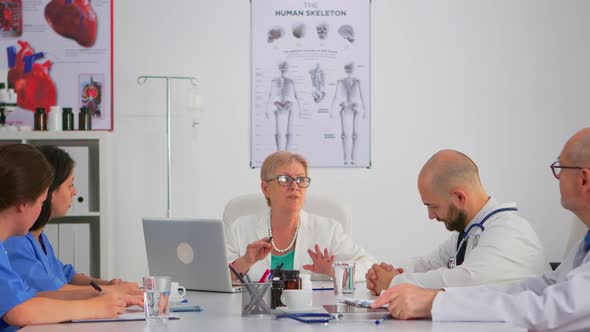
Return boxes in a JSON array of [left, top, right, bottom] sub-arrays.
[[0, 131, 113, 278]]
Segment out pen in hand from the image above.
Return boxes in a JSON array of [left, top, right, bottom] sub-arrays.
[[90, 280, 104, 294]]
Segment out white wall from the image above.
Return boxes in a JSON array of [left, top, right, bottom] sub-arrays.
[[111, 0, 590, 281]]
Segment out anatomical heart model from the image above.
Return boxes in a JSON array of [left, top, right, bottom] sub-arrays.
[[45, 0, 97, 48], [6, 40, 58, 111]]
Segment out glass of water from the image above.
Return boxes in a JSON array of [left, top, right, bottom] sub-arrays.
[[332, 261, 356, 299], [143, 276, 171, 322]]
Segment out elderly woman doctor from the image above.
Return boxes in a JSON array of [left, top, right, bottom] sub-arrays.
[[226, 151, 374, 281]]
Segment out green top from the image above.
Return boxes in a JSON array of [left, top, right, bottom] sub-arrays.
[[271, 250, 295, 271]]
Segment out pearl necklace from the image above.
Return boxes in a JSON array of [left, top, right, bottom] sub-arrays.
[[267, 212, 300, 253]]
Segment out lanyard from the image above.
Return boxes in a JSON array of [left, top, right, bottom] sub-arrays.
[[449, 206, 518, 269]]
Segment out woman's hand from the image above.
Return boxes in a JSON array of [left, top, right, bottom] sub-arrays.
[[303, 244, 335, 277], [244, 237, 274, 265], [231, 237, 273, 277]]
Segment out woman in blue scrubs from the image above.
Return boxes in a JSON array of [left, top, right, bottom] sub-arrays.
[[0, 144, 126, 332], [5, 146, 135, 292]]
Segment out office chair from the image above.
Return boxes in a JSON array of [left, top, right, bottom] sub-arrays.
[[550, 216, 587, 270], [222, 193, 352, 235]]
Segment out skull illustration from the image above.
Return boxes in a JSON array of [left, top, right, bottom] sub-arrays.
[[316, 23, 328, 40], [338, 25, 355, 43]]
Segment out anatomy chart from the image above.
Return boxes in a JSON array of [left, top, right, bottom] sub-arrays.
[[251, 0, 371, 168], [0, 0, 112, 130]]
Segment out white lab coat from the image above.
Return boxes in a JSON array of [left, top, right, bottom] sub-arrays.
[[391, 198, 550, 289], [432, 236, 590, 331], [225, 209, 375, 282]]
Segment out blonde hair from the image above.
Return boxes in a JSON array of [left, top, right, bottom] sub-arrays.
[[260, 151, 309, 206]]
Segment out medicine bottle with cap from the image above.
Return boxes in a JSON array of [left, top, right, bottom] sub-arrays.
[[62, 107, 74, 130], [271, 278, 285, 309], [34, 107, 47, 131], [283, 270, 301, 290]]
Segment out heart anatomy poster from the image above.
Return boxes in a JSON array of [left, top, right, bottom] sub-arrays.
[[250, 0, 371, 168], [0, 0, 112, 130]]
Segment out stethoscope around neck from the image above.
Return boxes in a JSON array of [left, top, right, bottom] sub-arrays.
[[447, 207, 518, 269]]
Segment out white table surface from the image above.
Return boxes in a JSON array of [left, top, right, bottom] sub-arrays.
[[20, 289, 526, 331]]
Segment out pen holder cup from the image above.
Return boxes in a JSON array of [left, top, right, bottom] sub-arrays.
[[241, 282, 272, 316]]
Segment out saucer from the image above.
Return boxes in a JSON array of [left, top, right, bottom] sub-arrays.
[[275, 306, 324, 313]]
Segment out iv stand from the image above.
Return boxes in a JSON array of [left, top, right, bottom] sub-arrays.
[[137, 75, 199, 218]]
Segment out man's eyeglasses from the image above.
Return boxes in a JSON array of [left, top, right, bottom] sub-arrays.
[[268, 175, 311, 188], [550, 160, 585, 179]]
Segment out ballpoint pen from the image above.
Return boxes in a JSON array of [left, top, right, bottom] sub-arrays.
[[268, 262, 284, 280], [228, 264, 246, 283], [375, 314, 390, 325], [90, 280, 104, 294]]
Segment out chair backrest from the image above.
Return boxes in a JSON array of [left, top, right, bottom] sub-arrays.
[[222, 193, 352, 235], [549, 217, 587, 270], [565, 216, 587, 255]]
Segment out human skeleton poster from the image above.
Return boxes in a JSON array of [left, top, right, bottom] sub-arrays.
[[250, 0, 371, 168]]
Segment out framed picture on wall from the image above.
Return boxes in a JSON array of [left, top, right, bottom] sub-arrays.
[[250, 0, 371, 168], [0, 0, 113, 130]]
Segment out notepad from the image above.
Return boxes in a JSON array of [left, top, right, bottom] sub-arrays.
[[71, 312, 180, 323], [170, 305, 203, 312]]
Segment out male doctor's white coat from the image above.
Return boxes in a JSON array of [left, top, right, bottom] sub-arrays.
[[391, 198, 550, 289], [432, 233, 590, 331]]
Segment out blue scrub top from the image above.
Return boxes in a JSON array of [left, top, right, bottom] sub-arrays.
[[4, 233, 76, 292], [0, 241, 36, 332]]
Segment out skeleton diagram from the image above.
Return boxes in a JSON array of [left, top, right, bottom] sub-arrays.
[[330, 62, 366, 165], [266, 61, 301, 151], [309, 64, 326, 103]]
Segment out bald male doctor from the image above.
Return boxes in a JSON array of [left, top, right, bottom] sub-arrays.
[[366, 150, 549, 294]]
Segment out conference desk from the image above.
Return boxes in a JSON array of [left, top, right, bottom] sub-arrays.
[[21, 290, 525, 331]]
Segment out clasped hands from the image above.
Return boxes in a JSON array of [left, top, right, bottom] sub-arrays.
[[365, 262, 404, 295]]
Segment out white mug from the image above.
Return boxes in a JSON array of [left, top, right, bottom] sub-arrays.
[[170, 281, 186, 299], [281, 289, 312, 309]]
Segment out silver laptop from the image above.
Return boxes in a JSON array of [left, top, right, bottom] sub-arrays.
[[142, 218, 243, 293]]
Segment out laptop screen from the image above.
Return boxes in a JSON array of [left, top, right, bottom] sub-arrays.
[[142, 218, 238, 292]]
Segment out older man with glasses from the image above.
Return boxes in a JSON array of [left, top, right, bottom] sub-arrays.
[[226, 151, 374, 281], [371, 128, 590, 331]]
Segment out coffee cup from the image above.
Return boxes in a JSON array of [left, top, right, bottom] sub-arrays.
[[170, 281, 186, 299], [280, 289, 312, 309]]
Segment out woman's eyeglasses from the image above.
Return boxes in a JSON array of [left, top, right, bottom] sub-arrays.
[[268, 175, 311, 188]]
